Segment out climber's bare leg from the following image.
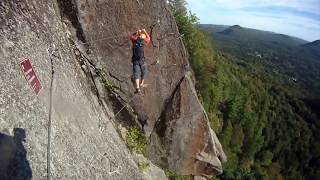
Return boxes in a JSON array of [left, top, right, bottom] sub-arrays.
[[140, 79, 145, 87], [135, 79, 140, 89]]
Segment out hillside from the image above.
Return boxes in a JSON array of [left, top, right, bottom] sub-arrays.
[[185, 23, 320, 179], [302, 40, 320, 57], [0, 0, 225, 179], [203, 24, 308, 46], [200, 24, 320, 98]]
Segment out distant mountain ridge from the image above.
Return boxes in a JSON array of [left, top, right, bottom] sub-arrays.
[[304, 40, 320, 46], [302, 40, 320, 58], [199, 24, 320, 97], [204, 24, 309, 46], [218, 25, 242, 34]]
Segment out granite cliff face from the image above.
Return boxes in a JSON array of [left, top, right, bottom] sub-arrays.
[[0, 0, 225, 179]]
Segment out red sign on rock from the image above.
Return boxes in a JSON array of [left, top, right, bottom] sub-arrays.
[[20, 58, 42, 96]]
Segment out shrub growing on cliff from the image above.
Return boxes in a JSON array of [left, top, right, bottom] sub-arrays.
[[104, 79, 120, 92], [164, 169, 192, 180], [125, 128, 147, 154], [138, 161, 150, 171]]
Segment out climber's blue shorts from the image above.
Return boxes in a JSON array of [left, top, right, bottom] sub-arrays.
[[133, 63, 147, 80]]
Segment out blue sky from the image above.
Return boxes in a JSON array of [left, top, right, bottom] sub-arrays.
[[186, 0, 320, 41]]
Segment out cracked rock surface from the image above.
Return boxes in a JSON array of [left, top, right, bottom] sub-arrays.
[[0, 0, 150, 179], [0, 0, 225, 179], [146, 73, 227, 178], [70, 0, 226, 177]]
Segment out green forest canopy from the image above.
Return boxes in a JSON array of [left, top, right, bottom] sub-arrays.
[[168, 0, 320, 179]]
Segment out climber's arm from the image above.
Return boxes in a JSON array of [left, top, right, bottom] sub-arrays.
[[143, 30, 150, 46], [130, 32, 139, 43]]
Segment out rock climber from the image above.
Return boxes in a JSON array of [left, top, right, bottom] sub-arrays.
[[130, 28, 150, 93]]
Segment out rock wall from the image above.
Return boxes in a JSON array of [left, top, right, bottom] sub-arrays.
[[0, 0, 226, 179], [146, 73, 227, 178], [67, 0, 226, 177], [68, 0, 191, 136], [0, 0, 155, 179]]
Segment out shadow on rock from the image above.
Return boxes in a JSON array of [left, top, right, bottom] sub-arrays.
[[0, 128, 32, 180]]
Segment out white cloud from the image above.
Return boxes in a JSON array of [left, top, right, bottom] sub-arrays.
[[186, 0, 320, 41], [206, 0, 320, 14]]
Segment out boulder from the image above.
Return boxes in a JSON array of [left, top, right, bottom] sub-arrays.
[[147, 73, 226, 178]]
